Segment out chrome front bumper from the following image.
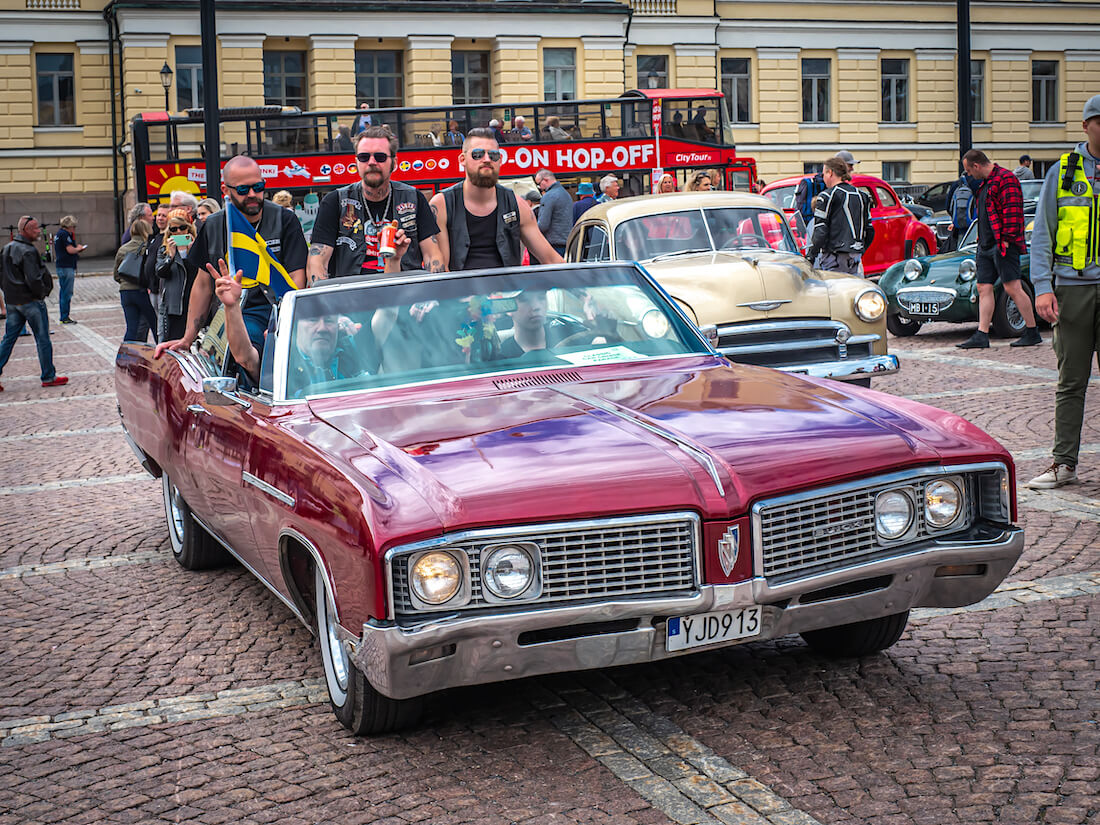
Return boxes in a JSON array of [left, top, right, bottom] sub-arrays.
[[351, 524, 1023, 699], [775, 353, 900, 382]]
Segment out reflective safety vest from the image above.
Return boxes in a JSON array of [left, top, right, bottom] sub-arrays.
[[1054, 151, 1100, 271]]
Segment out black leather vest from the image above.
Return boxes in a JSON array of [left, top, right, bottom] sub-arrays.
[[442, 183, 522, 271], [329, 180, 426, 277]]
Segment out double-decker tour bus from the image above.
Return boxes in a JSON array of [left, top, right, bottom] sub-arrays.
[[131, 89, 758, 210]]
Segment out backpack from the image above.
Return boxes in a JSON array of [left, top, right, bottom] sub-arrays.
[[796, 174, 825, 223]]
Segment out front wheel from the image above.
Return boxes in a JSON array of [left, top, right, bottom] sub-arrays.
[[162, 475, 229, 570], [886, 312, 923, 337], [800, 610, 910, 657], [315, 565, 423, 735]]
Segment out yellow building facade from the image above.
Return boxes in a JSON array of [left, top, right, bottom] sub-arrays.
[[1, 0, 1098, 252]]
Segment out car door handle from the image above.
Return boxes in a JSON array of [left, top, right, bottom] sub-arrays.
[[187, 404, 211, 415]]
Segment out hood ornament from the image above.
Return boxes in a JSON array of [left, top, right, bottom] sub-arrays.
[[737, 299, 791, 312]]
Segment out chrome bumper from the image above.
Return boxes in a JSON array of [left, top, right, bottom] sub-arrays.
[[351, 524, 1023, 699], [774, 353, 900, 382]]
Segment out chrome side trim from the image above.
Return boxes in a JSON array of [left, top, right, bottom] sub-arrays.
[[242, 471, 295, 506], [555, 387, 725, 496]]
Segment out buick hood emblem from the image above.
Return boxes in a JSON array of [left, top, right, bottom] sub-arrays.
[[718, 525, 739, 576], [738, 299, 791, 312]]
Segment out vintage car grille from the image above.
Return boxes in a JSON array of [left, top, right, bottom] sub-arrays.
[[752, 472, 980, 585], [390, 514, 698, 615], [896, 287, 956, 313], [716, 320, 875, 370]]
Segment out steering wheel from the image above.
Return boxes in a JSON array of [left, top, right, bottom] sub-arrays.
[[721, 234, 772, 250], [555, 329, 604, 348]]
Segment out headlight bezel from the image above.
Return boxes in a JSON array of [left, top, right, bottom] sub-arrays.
[[875, 488, 916, 542], [924, 476, 965, 530], [903, 259, 923, 281], [480, 542, 542, 602], [854, 287, 887, 322], [408, 549, 469, 609], [958, 259, 977, 281]]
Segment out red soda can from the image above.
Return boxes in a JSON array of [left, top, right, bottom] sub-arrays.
[[379, 219, 398, 258]]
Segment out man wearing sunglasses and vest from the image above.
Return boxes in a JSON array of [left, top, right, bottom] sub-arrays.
[[1027, 94, 1100, 490], [309, 125, 442, 282], [430, 128, 562, 271], [154, 155, 308, 359]]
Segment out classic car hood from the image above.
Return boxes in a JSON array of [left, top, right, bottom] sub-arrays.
[[644, 251, 835, 324], [308, 360, 999, 531]]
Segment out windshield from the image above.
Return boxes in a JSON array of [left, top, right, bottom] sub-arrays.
[[1020, 178, 1043, 205], [277, 265, 709, 399], [613, 207, 801, 260], [763, 185, 798, 211]]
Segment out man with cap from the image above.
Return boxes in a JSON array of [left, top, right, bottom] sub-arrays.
[[834, 150, 860, 174], [574, 181, 598, 221], [1014, 154, 1036, 180], [1027, 94, 1100, 489]]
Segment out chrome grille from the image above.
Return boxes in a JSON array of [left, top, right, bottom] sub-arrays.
[[754, 472, 977, 584], [716, 320, 874, 370], [390, 514, 698, 615], [897, 287, 956, 312]]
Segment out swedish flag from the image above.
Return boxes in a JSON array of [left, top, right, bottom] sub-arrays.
[[226, 201, 297, 301]]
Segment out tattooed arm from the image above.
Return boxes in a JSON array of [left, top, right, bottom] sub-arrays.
[[307, 243, 333, 285], [427, 194, 451, 271]]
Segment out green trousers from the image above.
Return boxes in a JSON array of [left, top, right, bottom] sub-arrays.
[[1052, 283, 1100, 467]]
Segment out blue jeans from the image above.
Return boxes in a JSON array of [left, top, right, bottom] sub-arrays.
[[0, 300, 56, 382], [119, 289, 158, 343], [56, 267, 76, 320]]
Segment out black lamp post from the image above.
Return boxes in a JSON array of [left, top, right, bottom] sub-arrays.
[[159, 61, 173, 112], [957, 0, 972, 173]]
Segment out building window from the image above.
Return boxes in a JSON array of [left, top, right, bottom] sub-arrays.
[[802, 58, 830, 123], [1032, 60, 1058, 123], [36, 53, 75, 126], [881, 58, 909, 123], [882, 161, 910, 183], [355, 50, 403, 109], [721, 57, 751, 123], [452, 51, 490, 105], [543, 48, 576, 101], [969, 59, 984, 123], [637, 54, 668, 89], [263, 51, 307, 108], [175, 46, 203, 112]]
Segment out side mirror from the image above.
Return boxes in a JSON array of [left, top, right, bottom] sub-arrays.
[[202, 375, 250, 408], [698, 324, 719, 348]]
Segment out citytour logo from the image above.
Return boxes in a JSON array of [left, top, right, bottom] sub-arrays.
[[671, 151, 719, 165]]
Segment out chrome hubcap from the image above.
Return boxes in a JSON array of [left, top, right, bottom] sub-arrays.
[[165, 479, 185, 546], [324, 590, 349, 692]]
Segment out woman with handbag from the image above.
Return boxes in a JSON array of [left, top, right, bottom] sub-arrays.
[[155, 209, 196, 341], [114, 219, 157, 343]]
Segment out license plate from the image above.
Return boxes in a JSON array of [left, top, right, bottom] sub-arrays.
[[910, 302, 941, 316], [666, 607, 762, 652]]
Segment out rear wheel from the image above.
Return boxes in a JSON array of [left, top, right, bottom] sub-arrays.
[[886, 312, 923, 337], [800, 610, 910, 657], [911, 239, 930, 258], [992, 283, 1033, 337], [315, 565, 423, 735], [162, 475, 229, 570]]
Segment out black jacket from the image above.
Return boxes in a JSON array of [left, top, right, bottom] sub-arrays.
[[1, 237, 52, 304], [808, 183, 874, 259]]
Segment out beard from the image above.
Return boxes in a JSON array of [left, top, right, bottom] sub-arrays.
[[361, 168, 387, 190], [232, 194, 263, 216], [469, 166, 499, 188]]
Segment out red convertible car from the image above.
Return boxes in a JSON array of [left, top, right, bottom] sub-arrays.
[[116, 262, 1023, 734], [762, 174, 938, 277]]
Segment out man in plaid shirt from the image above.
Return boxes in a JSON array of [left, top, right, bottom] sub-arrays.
[[957, 149, 1042, 348]]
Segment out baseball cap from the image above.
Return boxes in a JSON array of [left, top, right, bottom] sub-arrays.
[[577, 182, 595, 195], [1083, 94, 1100, 122], [835, 150, 860, 166], [1019, 154, 1031, 162]]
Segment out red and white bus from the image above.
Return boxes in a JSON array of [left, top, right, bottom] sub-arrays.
[[131, 89, 758, 203]]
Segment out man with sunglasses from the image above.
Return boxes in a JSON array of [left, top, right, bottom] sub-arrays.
[[154, 155, 308, 359], [430, 128, 562, 271], [308, 126, 441, 282]]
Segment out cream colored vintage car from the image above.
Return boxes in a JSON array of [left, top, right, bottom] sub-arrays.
[[565, 192, 898, 384]]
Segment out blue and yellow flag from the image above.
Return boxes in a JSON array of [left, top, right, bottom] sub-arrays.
[[225, 201, 297, 301]]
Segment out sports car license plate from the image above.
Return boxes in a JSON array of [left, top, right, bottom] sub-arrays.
[[666, 607, 761, 652], [911, 302, 941, 315]]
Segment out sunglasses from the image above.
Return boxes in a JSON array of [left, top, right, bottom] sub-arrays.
[[356, 152, 391, 164], [231, 181, 266, 195], [18, 215, 36, 228], [469, 148, 502, 162]]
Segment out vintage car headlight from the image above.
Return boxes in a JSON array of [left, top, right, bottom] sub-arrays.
[[641, 309, 671, 339], [854, 288, 886, 322], [481, 542, 538, 600], [903, 259, 923, 281], [925, 478, 963, 528], [410, 551, 463, 605], [875, 489, 914, 540], [958, 259, 977, 281]]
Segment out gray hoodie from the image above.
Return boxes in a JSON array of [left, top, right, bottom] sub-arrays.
[[1029, 140, 1100, 297]]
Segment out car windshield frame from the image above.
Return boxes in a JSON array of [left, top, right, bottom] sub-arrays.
[[268, 262, 713, 402], [613, 206, 801, 261]]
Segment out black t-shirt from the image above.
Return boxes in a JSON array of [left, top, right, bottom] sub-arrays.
[[311, 186, 438, 274], [463, 207, 504, 270], [976, 185, 994, 249]]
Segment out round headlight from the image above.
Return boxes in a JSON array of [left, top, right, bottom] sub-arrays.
[[482, 544, 535, 599], [903, 259, 923, 281], [411, 551, 462, 605], [959, 259, 976, 281], [925, 478, 963, 528], [641, 308, 671, 339], [854, 288, 886, 322], [875, 490, 914, 540]]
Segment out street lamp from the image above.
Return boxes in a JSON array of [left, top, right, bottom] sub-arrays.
[[159, 61, 173, 112]]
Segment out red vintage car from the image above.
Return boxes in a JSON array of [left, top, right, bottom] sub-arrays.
[[116, 262, 1022, 735], [762, 174, 938, 277]]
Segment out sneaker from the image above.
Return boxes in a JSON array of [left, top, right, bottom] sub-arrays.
[[957, 330, 990, 349], [1027, 462, 1077, 489], [60, 317, 78, 325], [1010, 327, 1042, 347], [41, 376, 68, 387]]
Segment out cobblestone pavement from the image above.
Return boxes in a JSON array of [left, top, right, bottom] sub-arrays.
[[1, 278, 1097, 825]]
